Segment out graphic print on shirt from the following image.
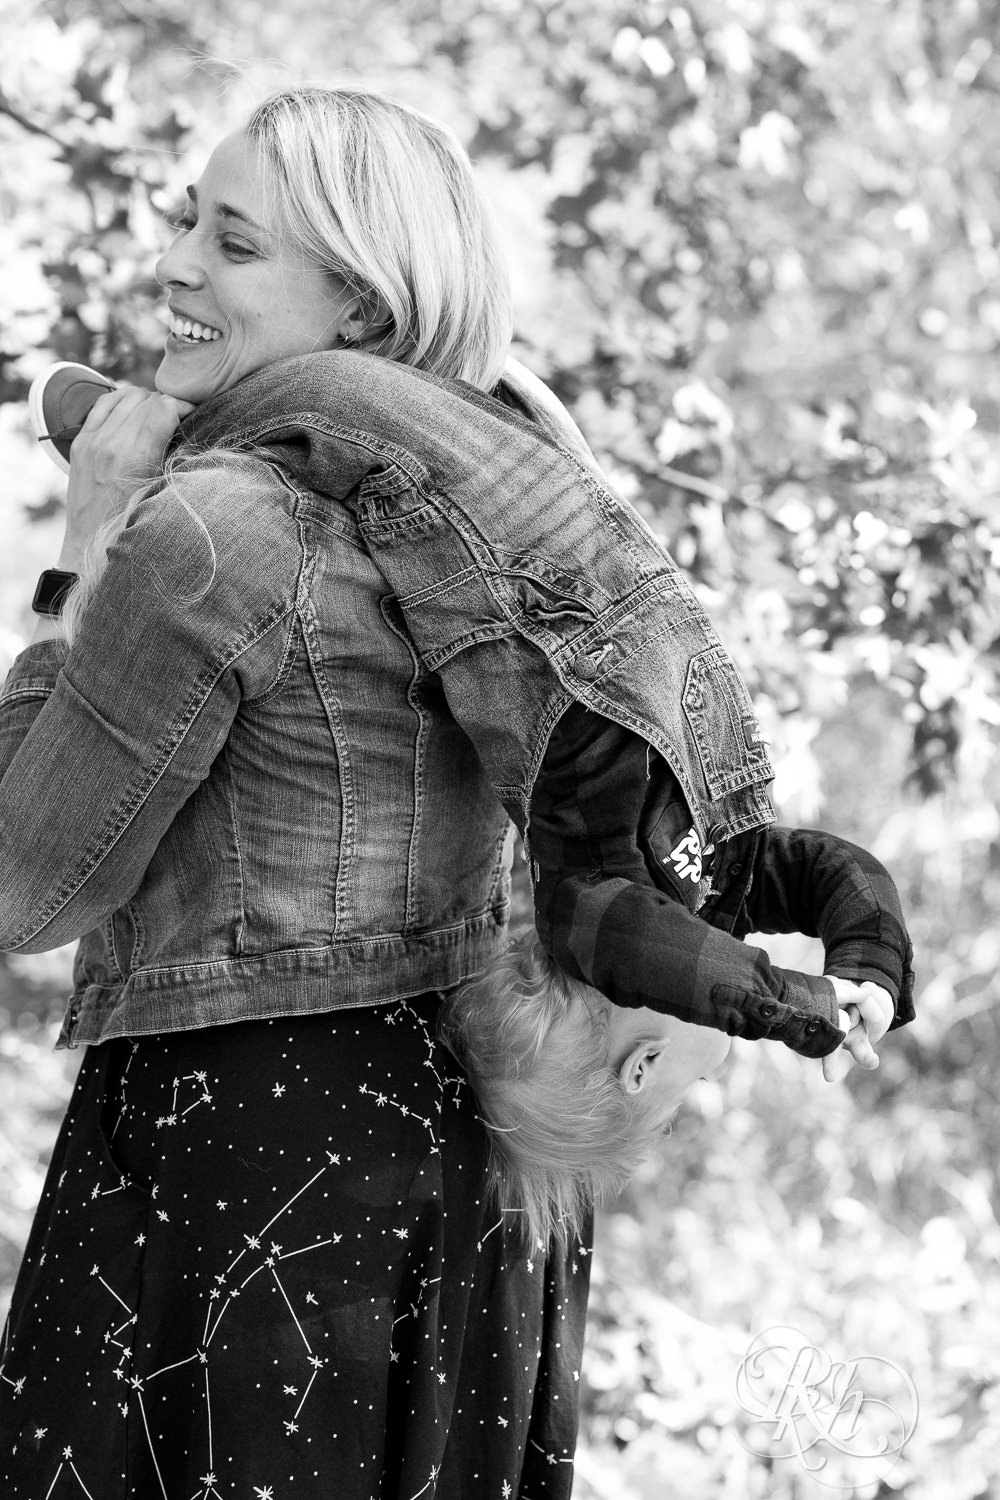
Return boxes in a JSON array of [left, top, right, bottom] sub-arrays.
[[665, 827, 714, 885]]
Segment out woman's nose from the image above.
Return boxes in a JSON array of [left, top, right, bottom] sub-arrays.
[[155, 235, 206, 291]]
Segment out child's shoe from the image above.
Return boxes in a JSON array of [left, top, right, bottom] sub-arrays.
[[28, 361, 116, 473]]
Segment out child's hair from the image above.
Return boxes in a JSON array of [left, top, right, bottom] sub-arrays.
[[438, 932, 669, 1248]]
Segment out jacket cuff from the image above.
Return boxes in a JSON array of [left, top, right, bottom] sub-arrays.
[[1, 638, 70, 698]]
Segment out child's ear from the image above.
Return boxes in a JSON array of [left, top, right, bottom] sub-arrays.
[[618, 1040, 668, 1095]]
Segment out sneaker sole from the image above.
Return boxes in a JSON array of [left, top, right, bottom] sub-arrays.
[[28, 361, 116, 474]]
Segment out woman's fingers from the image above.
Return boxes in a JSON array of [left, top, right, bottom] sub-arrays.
[[77, 385, 178, 448], [63, 384, 192, 559], [73, 385, 188, 476]]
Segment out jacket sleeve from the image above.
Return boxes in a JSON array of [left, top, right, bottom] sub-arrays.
[[529, 704, 845, 1060], [743, 826, 916, 1030], [0, 459, 296, 954]]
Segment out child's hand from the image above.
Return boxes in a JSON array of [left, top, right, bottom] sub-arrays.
[[822, 978, 894, 1083]]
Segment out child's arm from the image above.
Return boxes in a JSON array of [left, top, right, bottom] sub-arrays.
[[530, 704, 915, 1065], [739, 826, 914, 1079], [740, 825, 915, 1031], [530, 705, 846, 1059]]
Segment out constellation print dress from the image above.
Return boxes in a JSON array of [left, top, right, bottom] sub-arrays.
[[0, 996, 591, 1499]]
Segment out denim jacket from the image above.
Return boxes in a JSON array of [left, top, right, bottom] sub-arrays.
[[187, 352, 776, 842], [0, 352, 786, 1051]]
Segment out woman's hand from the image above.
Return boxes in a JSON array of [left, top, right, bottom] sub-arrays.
[[58, 384, 194, 569]]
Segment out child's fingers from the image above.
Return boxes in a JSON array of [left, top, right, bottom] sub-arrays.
[[856, 982, 894, 1043], [826, 976, 894, 1042], [823, 1004, 879, 1082], [843, 1004, 880, 1071], [822, 1046, 853, 1083], [823, 1009, 854, 1081]]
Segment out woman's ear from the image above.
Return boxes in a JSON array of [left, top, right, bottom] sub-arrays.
[[338, 285, 393, 348], [618, 1040, 668, 1095]]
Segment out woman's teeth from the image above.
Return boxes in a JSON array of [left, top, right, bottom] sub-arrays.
[[169, 314, 222, 343]]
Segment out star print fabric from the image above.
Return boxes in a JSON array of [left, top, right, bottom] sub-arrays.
[[0, 998, 590, 1498]]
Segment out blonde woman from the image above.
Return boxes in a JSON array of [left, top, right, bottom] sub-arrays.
[[1, 87, 912, 1497]]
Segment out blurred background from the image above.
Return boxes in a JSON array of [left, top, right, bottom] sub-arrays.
[[1, 1, 999, 1494]]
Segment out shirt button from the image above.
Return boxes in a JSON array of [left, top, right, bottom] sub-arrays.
[[729, 862, 743, 878], [804, 1019, 821, 1035], [759, 1002, 777, 1019]]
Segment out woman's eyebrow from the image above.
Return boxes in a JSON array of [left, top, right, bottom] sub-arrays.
[[185, 184, 264, 233]]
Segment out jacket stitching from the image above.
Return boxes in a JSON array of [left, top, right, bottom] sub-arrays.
[[5, 602, 297, 952], [298, 602, 355, 942], [379, 596, 428, 933]]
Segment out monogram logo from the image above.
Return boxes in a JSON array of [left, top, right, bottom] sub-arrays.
[[735, 1325, 919, 1489]]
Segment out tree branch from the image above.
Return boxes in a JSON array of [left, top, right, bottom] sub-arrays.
[[0, 91, 68, 153], [658, 464, 730, 504]]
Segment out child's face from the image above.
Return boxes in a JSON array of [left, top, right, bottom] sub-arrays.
[[607, 1004, 731, 1125]]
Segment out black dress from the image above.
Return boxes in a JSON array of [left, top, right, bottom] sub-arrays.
[[0, 996, 590, 1498]]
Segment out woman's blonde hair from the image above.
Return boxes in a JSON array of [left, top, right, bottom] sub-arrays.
[[245, 85, 513, 389], [60, 85, 512, 640], [439, 933, 670, 1249]]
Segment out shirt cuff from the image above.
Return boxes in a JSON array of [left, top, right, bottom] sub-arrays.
[[710, 969, 844, 1058]]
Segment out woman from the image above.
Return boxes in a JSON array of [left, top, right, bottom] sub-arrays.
[[0, 86, 911, 1497], [2, 88, 590, 1500]]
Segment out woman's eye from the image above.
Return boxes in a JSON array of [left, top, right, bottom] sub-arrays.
[[164, 210, 196, 232], [220, 240, 256, 260]]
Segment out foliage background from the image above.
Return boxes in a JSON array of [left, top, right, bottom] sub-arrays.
[[2, 0, 999, 1494]]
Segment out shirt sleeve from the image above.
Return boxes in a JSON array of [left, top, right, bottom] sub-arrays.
[[529, 703, 845, 1059], [744, 825, 916, 1030], [0, 458, 297, 954]]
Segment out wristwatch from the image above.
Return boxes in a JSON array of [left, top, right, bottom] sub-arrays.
[[31, 569, 79, 617]]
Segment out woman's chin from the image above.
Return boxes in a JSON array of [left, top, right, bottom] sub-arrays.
[[155, 358, 206, 405], [155, 358, 187, 398]]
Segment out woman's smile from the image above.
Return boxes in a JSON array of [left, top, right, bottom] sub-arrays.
[[166, 308, 224, 345]]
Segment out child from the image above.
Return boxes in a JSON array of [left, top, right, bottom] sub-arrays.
[[440, 815, 903, 1249]]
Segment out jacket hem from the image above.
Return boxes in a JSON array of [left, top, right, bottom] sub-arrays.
[[57, 905, 509, 1048]]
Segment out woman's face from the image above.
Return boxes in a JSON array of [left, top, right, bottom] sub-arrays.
[[155, 131, 355, 405]]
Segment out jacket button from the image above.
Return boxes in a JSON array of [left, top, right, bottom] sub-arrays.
[[574, 651, 600, 680], [759, 1002, 777, 1019]]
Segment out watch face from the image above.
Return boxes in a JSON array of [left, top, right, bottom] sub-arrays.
[[32, 569, 78, 617]]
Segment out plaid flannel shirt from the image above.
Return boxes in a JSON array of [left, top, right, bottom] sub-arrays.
[[531, 704, 915, 1061]]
